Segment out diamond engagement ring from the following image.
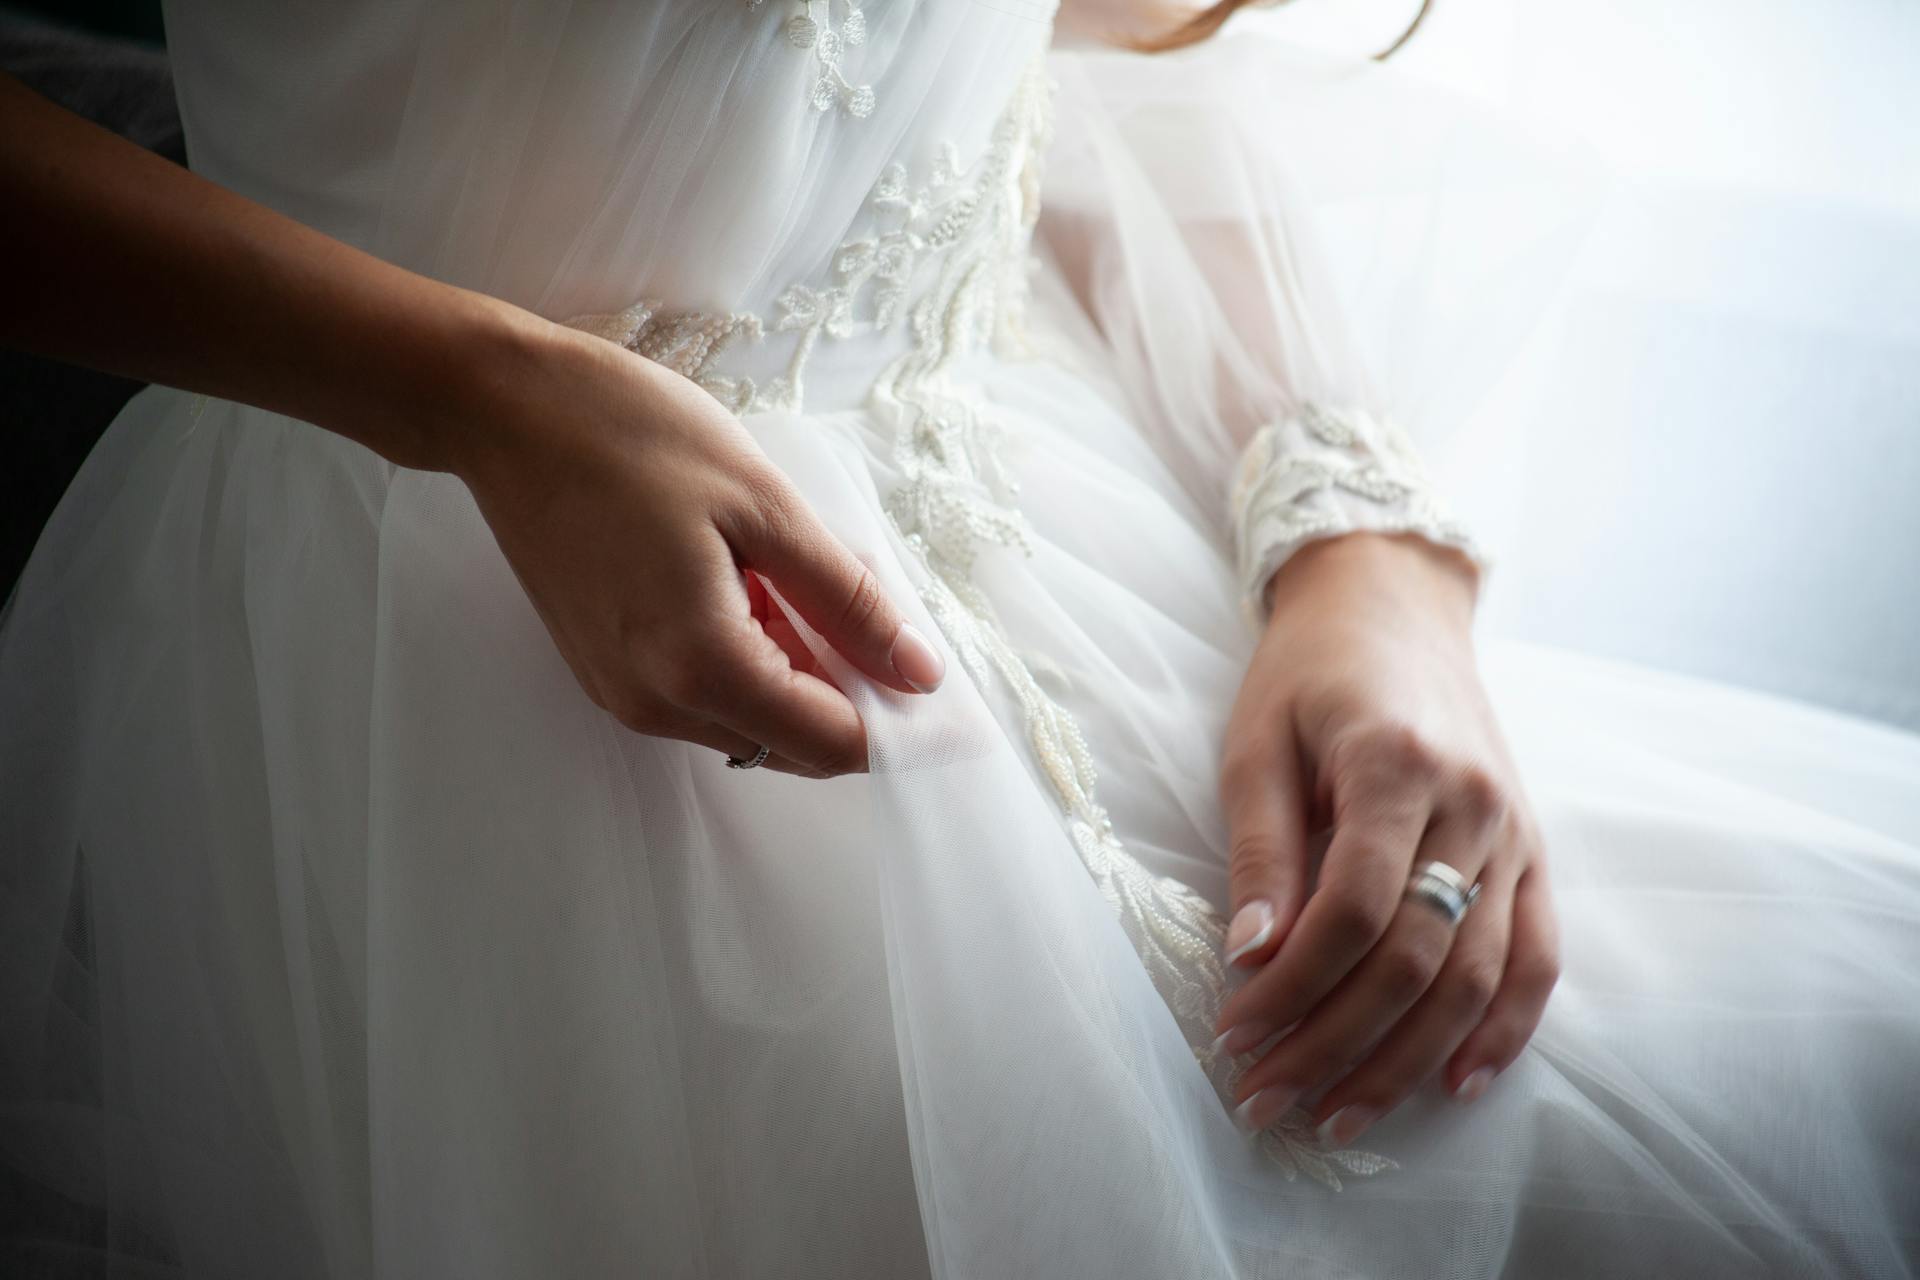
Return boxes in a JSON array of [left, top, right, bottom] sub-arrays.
[[725, 745, 771, 770], [1405, 860, 1481, 927]]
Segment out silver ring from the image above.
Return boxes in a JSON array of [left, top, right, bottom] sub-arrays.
[[725, 745, 771, 771], [1418, 860, 1475, 900], [1404, 861, 1481, 927]]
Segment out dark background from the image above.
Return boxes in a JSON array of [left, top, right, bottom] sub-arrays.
[[2, 4, 175, 599], [10, 0, 161, 43]]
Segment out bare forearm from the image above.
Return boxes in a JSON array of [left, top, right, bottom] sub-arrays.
[[0, 72, 543, 470]]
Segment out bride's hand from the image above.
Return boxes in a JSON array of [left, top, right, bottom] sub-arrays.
[[441, 313, 946, 777], [0, 76, 940, 778], [1210, 533, 1558, 1145]]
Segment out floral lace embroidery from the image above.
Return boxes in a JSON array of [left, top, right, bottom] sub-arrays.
[[1230, 401, 1482, 620], [748, 0, 875, 117], [563, 59, 1393, 1190]]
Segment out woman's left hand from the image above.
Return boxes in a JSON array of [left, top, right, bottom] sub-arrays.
[[1211, 532, 1559, 1148]]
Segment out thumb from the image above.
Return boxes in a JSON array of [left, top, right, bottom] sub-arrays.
[[1220, 726, 1312, 971], [735, 499, 945, 697]]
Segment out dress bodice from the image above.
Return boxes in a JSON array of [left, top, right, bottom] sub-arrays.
[[163, 1, 1060, 411]]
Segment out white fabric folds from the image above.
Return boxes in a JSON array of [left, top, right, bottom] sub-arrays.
[[2, 3, 1917, 1277]]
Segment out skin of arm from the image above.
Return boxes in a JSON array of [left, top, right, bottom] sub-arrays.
[[0, 72, 948, 775], [0, 72, 506, 471]]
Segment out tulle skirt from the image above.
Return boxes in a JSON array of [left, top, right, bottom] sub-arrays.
[[4, 328, 1919, 1276]]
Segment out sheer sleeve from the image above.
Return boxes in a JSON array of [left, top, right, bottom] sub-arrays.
[[1225, 403, 1479, 614], [1033, 18, 1597, 619]]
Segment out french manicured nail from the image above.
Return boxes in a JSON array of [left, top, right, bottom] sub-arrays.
[[890, 622, 945, 692], [1454, 1067, 1495, 1103], [1209, 1021, 1274, 1059], [1232, 1087, 1298, 1133], [1316, 1105, 1379, 1149], [1224, 899, 1275, 967]]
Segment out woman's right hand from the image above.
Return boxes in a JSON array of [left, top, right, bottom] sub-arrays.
[[0, 70, 938, 776], [439, 311, 946, 777]]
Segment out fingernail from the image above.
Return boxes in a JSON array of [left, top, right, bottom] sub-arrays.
[[1223, 899, 1275, 967], [1316, 1105, 1379, 1149], [1454, 1067, 1495, 1103], [890, 622, 945, 693], [1209, 1021, 1273, 1060], [1232, 1087, 1298, 1133]]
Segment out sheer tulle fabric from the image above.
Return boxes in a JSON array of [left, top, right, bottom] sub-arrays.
[[4, 3, 1918, 1276], [1034, 33, 1603, 515]]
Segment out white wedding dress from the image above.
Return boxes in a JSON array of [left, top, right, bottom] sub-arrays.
[[4, 3, 1918, 1276]]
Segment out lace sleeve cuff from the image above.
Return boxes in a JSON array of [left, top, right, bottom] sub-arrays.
[[1228, 402, 1486, 622]]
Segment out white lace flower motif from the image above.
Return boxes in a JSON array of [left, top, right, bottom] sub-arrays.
[[753, 0, 875, 117]]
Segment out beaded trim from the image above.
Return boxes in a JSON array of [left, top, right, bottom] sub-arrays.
[[1230, 401, 1482, 621]]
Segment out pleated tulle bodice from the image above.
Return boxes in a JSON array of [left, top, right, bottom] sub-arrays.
[[162, 0, 1061, 412]]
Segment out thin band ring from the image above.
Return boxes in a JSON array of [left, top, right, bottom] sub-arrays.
[[1417, 860, 1476, 901], [726, 744, 772, 771], [1405, 860, 1481, 928]]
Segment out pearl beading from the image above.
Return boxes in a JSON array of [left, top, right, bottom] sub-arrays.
[[1230, 401, 1483, 621]]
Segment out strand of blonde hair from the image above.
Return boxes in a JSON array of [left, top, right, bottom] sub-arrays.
[[1135, 0, 1433, 58]]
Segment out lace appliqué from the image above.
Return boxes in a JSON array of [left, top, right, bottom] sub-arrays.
[[565, 138, 995, 416], [857, 64, 1390, 1190], [748, 0, 874, 117], [563, 61, 1392, 1189], [1230, 401, 1483, 621]]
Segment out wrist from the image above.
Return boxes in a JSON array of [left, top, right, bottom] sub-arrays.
[[1262, 532, 1480, 636], [371, 288, 578, 478], [281, 274, 565, 475]]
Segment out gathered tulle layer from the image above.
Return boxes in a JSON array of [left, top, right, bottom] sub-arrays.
[[5, 357, 1919, 1276], [4, 5, 1918, 1275]]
